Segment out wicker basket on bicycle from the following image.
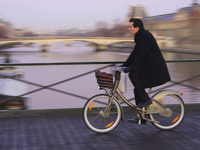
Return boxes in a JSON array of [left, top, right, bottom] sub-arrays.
[[95, 70, 114, 89]]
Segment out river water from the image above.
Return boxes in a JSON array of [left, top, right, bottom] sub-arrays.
[[0, 41, 200, 110]]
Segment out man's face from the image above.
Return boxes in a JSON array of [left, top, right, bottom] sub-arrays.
[[128, 22, 139, 36]]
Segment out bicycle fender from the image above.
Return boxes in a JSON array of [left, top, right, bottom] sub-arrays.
[[146, 90, 181, 114], [152, 90, 182, 100]]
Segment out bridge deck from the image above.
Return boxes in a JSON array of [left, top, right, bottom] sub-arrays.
[[0, 107, 199, 149]]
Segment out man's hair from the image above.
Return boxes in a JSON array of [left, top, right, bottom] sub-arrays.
[[129, 18, 144, 29]]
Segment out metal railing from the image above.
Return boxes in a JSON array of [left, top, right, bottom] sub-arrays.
[[0, 59, 200, 106]]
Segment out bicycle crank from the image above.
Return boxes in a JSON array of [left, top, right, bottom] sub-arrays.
[[142, 117, 160, 124]]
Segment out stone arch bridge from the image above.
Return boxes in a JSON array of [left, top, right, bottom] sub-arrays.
[[0, 36, 175, 52]]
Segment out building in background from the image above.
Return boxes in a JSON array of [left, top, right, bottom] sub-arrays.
[[0, 18, 13, 38], [128, 1, 200, 49], [127, 5, 148, 19]]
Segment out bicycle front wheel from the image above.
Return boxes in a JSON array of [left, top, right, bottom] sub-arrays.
[[149, 94, 185, 130], [83, 94, 122, 133]]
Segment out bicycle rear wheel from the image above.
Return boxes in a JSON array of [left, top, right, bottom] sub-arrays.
[[83, 94, 122, 133], [149, 94, 185, 130]]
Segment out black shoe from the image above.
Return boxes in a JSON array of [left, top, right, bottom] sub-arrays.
[[135, 99, 152, 108], [127, 118, 147, 125]]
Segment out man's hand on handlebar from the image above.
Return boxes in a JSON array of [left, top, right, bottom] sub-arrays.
[[123, 66, 131, 73], [114, 65, 131, 73]]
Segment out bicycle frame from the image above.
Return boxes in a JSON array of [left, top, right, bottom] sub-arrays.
[[103, 68, 182, 124]]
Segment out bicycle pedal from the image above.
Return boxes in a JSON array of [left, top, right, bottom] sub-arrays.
[[138, 119, 141, 125]]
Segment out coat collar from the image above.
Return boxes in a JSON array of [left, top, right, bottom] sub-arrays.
[[134, 28, 145, 42]]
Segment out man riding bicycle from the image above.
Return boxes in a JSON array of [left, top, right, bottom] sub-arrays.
[[121, 18, 171, 124]]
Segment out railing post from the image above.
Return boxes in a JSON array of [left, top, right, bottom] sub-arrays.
[[41, 44, 49, 52], [95, 44, 108, 51]]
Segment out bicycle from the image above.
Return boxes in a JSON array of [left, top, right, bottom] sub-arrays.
[[83, 66, 185, 133]]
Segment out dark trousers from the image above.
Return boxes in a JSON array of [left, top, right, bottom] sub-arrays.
[[129, 73, 150, 105]]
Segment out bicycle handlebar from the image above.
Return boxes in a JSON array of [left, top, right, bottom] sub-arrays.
[[113, 65, 124, 73]]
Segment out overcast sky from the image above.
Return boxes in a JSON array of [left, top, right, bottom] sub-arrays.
[[0, 0, 195, 31]]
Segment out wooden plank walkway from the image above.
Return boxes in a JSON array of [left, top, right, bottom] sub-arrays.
[[0, 108, 199, 150]]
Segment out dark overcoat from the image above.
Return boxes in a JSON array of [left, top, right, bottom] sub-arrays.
[[123, 29, 171, 88]]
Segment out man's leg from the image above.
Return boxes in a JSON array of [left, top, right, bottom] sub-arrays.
[[129, 74, 150, 103], [129, 72, 152, 108], [134, 89, 140, 105], [128, 88, 147, 124], [127, 73, 151, 124]]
